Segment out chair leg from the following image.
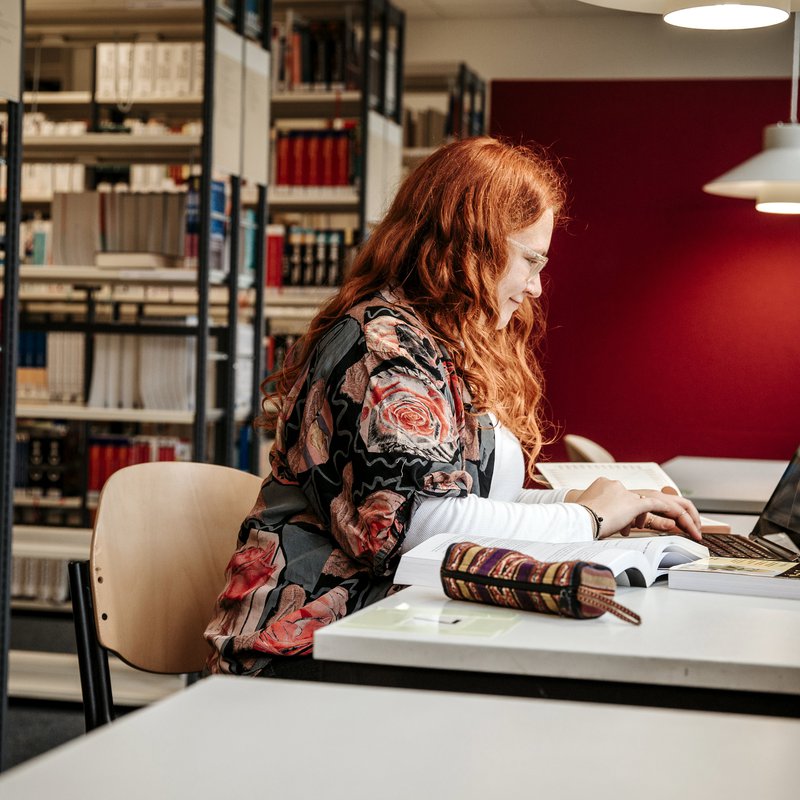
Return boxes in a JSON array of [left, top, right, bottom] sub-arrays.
[[69, 560, 115, 731]]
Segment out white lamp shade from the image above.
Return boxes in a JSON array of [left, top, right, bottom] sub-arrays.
[[578, 1, 798, 29], [703, 123, 800, 198]]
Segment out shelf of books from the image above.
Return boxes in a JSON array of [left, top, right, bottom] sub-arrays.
[[270, 0, 406, 241], [402, 61, 486, 171], [3, 0, 278, 706]]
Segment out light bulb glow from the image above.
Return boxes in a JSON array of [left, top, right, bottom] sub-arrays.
[[756, 200, 800, 212], [664, 4, 789, 29]]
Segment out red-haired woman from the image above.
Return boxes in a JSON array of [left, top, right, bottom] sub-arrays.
[[205, 137, 701, 678]]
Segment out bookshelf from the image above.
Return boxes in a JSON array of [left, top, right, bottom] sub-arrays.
[[268, 0, 405, 272], [1, 0, 277, 710], [0, 0, 25, 762], [402, 61, 486, 169]]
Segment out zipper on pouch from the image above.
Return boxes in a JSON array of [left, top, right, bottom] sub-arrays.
[[440, 567, 568, 598]]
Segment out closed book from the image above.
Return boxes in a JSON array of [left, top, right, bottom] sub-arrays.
[[265, 224, 285, 287], [669, 558, 800, 599], [132, 42, 155, 99]]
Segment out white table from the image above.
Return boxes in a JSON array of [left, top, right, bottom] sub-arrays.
[[2, 676, 799, 800], [662, 455, 789, 514], [314, 583, 800, 716]]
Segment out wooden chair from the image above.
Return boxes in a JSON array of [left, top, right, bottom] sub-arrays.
[[69, 461, 262, 731], [563, 434, 616, 463]]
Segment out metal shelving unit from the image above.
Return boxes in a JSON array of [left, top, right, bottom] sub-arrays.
[[402, 61, 486, 167], [1, 0, 275, 719], [1, 0, 26, 768], [270, 0, 405, 233]]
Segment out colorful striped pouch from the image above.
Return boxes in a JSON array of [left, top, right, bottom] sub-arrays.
[[440, 541, 641, 625]]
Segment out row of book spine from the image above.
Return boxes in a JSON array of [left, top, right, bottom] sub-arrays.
[[17, 331, 84, 403], [271, 13, 361, 93], [14, 422, 81, 500], [95, 41, 204, 101], [14, 424, 192, 503], [280, 224, 355, 288], [273, 124, 359, 188], [263, 334, 298, 393], [87, 434, 191, 501], [403, 107, 448, 149], [33, 176, 219, 270], [11, 559, 69, 604]]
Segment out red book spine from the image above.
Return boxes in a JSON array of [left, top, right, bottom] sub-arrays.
[[306, 132, 321, 186], [321, 131, 335, 186], [88, 444, 102, 495], [158, 439, 177, 462], [265, 335, 275, 374], [276, 131, 290, 185], [334, 130, 350, 186], [265, 228, 284, 287], [292, 132, 307, 185]]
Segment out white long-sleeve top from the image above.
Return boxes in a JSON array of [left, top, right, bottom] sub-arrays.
[[403, 420, 594, 552]]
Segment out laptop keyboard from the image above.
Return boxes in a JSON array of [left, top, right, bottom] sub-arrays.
[[701, 533, 785, 559]]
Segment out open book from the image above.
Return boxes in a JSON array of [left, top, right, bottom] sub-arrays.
[[395, 533, 709, 590], [535, 461, 731, 533]]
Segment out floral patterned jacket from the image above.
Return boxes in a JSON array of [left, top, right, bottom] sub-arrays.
[[204, 290, 495, 675]]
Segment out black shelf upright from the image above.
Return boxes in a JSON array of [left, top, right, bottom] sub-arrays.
[[195, 0, 217, 464], [0, 0, 26, 770], [214, 0, 272, 470], [249, 1, 271, 475]]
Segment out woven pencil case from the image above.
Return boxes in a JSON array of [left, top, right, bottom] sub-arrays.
[[440, 541, 641, 625]]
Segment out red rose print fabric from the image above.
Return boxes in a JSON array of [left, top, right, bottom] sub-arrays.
[[204, 291, 495, 675]]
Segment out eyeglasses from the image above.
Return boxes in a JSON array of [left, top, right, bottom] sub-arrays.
[[507, 237, 549, 280]]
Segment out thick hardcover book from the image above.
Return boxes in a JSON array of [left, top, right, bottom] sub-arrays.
[[669, 558, 800, 599], [396, 533, 708, 590]]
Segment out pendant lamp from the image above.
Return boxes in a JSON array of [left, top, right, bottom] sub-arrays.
[[703, 13, 800, 213], [578, 1, 799, 30]]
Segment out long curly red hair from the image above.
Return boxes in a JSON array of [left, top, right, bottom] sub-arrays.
[[262, 136, 566, 479]]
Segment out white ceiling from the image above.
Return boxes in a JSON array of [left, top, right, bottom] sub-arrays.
[[392, 0, 620, 20]]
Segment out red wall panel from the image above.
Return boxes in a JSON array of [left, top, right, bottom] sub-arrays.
[[491, 79, 800, 464]]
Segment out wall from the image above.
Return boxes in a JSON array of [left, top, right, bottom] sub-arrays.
[[491, 78, 800, 463], [406, 15, 794, 80]]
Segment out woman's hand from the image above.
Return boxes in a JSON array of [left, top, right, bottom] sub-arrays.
[[567, 479, 703, 541]]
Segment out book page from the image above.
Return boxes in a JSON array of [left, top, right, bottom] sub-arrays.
[[536, 462, 680, 493], [395, 533, 652, 588]]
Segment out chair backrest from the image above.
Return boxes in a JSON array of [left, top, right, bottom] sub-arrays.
[[563, 434, 616, 463], [90, 461, 262, 674]]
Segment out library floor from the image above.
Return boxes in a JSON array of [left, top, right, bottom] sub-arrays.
[[4, 701, 85, 770], [3, 612, 85, 770]]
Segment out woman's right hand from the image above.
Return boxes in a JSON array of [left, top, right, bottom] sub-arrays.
[[569, 478, 703, 541]]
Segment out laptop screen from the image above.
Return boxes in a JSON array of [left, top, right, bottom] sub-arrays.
[[753, 447, 800, 547]]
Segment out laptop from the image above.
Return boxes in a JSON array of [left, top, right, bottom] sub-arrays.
[[701, 446, 800, 561]]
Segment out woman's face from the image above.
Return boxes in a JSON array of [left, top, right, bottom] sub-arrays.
[[496, 208, 555, 329]]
